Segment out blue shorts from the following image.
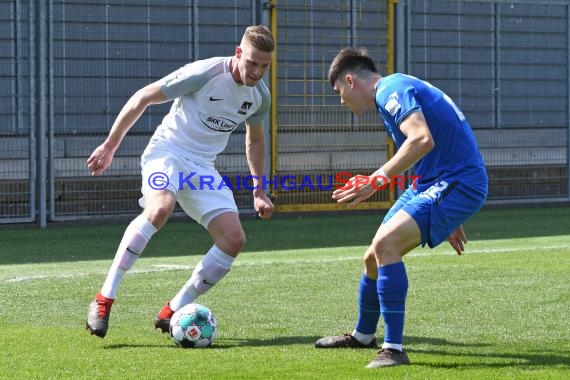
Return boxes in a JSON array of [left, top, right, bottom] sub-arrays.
[[382, 173, 488, 248]]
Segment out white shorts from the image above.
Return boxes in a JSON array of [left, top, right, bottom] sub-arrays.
[[139, 142, 237, 228]]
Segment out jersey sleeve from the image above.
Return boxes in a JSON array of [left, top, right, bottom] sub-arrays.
[[378, 78, 422, 127], [245, 79, 271, 127], [160, 57, 226, 100]]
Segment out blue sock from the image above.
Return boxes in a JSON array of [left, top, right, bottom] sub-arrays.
[[377, 262, 408, 345], [355, 274, 380, 334]]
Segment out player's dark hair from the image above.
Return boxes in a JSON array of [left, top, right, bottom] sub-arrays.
[[328, 47, 378, 86], [243, 25, 275, 53]]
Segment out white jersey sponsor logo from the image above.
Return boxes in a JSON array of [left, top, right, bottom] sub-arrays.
[[199, 113, 239, 132]]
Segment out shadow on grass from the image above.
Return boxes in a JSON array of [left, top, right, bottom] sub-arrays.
[[213, 335, 322, 348], [104, 343, 178, 350], [408, 347, 570, 369], [405, 335, 491, 348], [405, 335, 570, 369], [103, 335, 322, 350], [104, 335, 490, 350], [1, 206, 569, 265], [103, 335, 570, 370]]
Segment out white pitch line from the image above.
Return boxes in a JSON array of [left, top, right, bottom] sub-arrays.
[[2, 244, 568, 284], [6, 275, 49, 283]]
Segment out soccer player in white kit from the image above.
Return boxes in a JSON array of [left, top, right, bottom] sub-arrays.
[[86, 25, 275, 338]]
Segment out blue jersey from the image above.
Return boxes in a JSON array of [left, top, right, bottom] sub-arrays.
[[375, 73, 485, 184]]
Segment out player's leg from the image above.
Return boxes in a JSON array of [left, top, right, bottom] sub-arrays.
[[101, 190, 175, 298], [154, 164, 242, 332], [86, 189, 175, 338], [366, 178, 486, 368], [356, 190, 419, 348], [315, 188, 416, 349], [154, 211, 244, 332], [87, 146, 180, 338], [365, 209, 419, 368], [315, 246, 380, 349], [170, 210, 244, 307], [351, 246, 381, 345]]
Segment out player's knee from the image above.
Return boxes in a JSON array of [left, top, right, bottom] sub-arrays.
[[363, 249, 376, 265], [144, 204, 174, 229], [232, 230, 246, 251], [218, 229, 246, 255], [142, 191, 176, 229], [363, 250, 378, 278], [371, 235, 391, 261]]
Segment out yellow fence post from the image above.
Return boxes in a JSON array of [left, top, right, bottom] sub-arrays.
[[386, 0, 400, 206], [268, 0, 279, 203], [269, 1, 398, 213]]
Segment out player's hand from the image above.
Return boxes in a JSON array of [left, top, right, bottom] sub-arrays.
[[87, 144, 114, 176], [332, 175, 378, 208], [448, 225, 467, 256], [253, 190, 274, 219]]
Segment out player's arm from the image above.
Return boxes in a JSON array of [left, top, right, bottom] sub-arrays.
[[333, 111, 434, 206], [87, 81, 168, 176], [448, 224, 467, 256], [245, 122, 274, 219], [379, 110, 434, 178]]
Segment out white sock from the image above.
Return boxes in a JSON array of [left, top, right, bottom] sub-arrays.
[[169, 245, 234, 310], [382, 342, 403, 352], [100, 215, 157, 299], [352, 330, 376, 345]]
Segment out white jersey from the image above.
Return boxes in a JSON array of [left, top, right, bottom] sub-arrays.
[[149, 56, 270, 164]]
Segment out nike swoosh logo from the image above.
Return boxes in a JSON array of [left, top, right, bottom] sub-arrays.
[[126, 247, 140, 256], [202, 279, 215, 286], [209, 96, 223, 101]]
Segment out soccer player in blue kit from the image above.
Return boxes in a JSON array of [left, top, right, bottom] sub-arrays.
[[315, 47, 488, 368]]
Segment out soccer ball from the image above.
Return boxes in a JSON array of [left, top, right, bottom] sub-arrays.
[[169, 303, 218, 348]]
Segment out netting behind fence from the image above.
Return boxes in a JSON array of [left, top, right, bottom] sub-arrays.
[[1, 0, 569, 225], [272, 0, 393, 211], [407, 0, 569, 201]]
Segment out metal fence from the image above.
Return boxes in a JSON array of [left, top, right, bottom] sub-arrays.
[[401, 0, 569, 203], [1, 0, 569, 225], [269, 0, 395, 212], [1, 0, 264, 225]]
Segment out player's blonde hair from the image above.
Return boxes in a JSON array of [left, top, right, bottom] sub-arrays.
[[241, 25, 275, 53]]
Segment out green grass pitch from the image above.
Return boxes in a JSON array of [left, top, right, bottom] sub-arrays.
[[0, 206, 569, 379]]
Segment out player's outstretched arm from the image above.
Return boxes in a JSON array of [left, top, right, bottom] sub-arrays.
[[333, 112, 434, 208], [332, 173, 379, 208], [87, 81, 168, 176]]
